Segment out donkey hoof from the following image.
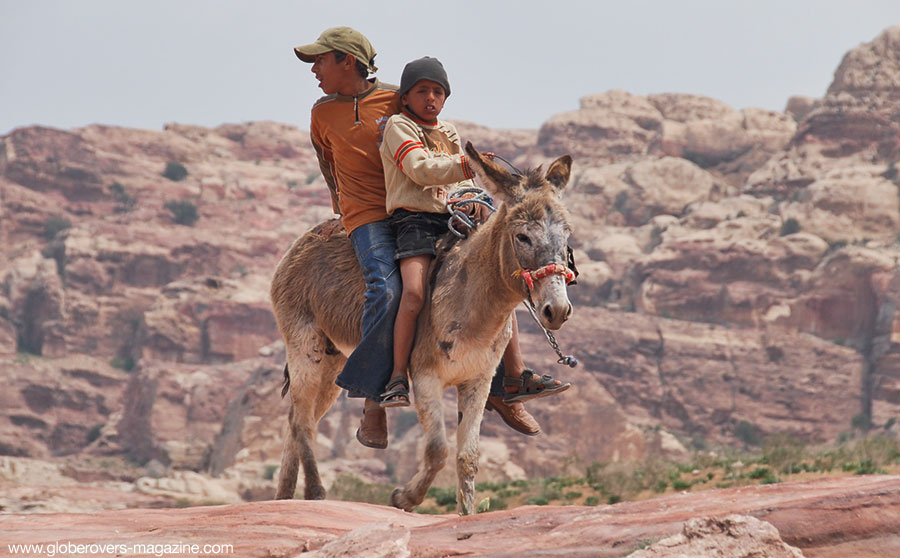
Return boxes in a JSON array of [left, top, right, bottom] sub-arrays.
[[390, 488, 415, 512], [304, 485, 326, 500]]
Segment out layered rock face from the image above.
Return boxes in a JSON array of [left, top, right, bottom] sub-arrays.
[[1, 26, 899, 507]]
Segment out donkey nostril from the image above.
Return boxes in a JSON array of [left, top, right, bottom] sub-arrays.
[[565, 304, 573, 319], [543, 305, 554, 322]]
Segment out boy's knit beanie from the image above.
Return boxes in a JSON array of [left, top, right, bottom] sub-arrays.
[[399, 57, 451, 97]]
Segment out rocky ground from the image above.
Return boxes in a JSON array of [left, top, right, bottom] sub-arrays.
[[2, 24, 900, 556], [2, 476, 899, 557]]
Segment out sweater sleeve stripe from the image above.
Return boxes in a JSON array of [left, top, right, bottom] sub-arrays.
[[460, 155, 474, 180], [393, 140, 416, 162], [396, 142, 425, 170]]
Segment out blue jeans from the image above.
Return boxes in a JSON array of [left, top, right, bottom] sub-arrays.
[[335, 219, 402, 400]]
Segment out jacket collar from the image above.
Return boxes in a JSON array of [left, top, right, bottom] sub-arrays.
[[334, 78, 380, 102], [402, 106, 439, 128]]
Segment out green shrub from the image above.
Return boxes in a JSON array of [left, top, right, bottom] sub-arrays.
[[109, 182, 137, 212], [164, 200, 199, 226], [526, 496, 548, 506], [854, 458, 880, 475], [780, 217, 801, 236], [162, 161, 188, 181], [584, 496, 600, 506], [328, 474, 393, 505], [488, 496, 508, 511], [43, 215, 72, 240], [852, 413, 872, 432], [762, 433, 806, 474], [672, 479, 691, 491], [748, 467, 771, 479], [735, 420, 761, 447], [427, 486, 456, 507], [110, 356, 136, 372], [607, 494, 622, 505], [263, 465, 278, 480], [86, 424, 103, 444]]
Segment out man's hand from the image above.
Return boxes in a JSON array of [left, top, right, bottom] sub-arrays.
[[468, 202, 492, 224]]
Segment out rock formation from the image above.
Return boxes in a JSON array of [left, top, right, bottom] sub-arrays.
[[0, 26, 899, 551]]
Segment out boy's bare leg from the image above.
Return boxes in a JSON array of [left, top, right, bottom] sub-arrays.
[[381, 255, 430, 407]]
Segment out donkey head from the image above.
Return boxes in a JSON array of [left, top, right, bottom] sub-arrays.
[[464, 142, 574, 330]]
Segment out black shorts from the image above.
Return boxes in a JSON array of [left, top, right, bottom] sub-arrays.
[[390, 209, 451, 260]]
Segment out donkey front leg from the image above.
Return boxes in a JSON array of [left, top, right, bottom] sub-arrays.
[[455, 378, 492, 515], [391, 376, 448, 511]]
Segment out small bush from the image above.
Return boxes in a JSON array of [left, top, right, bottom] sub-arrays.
[[263, 464, 278, 480], [735, 420, 761, 447], [852, 413, 872, 432], [86, 424, 103, 444], [329, 474, 393, 505], [607, 494, 622, 505], [164, 200, 199, 226], [780, 217, 801, 236], [43, 215, 72, 240], [854, 459, 881, 475], [672, 479, 691, 491], [584, 496, 600, 506], [109, 182, 137, 212], [497, 487, 521, 498], [162, 161, 188, 181], [427, 486, 456, 507], [526, 496, 548, 506], [883, 161, 898, 184], [488, 496, 508, 511], [110, 356, 136, 372]]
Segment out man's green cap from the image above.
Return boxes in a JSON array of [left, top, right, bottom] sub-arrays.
[[294, 26, 378, 74]]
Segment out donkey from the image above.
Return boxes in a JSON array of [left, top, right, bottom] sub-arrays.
[[271, 142, 574, 514]]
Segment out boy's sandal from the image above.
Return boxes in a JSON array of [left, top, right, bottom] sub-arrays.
[[379, 377, 411, 408], [502, 369, 571, 404]]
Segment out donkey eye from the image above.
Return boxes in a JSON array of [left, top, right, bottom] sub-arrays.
[[516, 233, 532, 245]]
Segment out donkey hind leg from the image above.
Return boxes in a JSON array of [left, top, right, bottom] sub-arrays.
[[275, 329, 344, 500], [391, 376, 449, 511], [456, 378, 492, 515]]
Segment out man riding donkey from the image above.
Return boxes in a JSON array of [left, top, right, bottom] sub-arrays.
[[291, 26, 570, 450]]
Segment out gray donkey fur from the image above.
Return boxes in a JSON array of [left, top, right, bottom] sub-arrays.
[[270, 143, 573, 514]]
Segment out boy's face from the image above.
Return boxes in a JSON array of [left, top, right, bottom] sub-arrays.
[[311, 51, 348, 95], [401, 79, 446, 121]]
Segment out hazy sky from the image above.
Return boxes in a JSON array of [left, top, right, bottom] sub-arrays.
[[2, 1, 899, 135]]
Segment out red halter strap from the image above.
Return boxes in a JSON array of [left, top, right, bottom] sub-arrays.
[[514, 264, 575, 291]]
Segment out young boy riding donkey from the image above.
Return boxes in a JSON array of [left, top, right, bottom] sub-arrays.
[[274, 27, 572, 507]]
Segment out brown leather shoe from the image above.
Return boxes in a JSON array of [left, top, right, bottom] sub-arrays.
[[356, 407, 388, 449], [485, 396, 540, 436]]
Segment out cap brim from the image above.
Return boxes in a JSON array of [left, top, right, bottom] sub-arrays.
[[294, 43, 331, 63]]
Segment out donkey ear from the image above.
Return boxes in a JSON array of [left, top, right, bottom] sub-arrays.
[[464, 142, 523, 202], [545, 155, 573, 192]]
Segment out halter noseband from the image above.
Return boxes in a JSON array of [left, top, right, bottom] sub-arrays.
[[514, 264, 575, 291]]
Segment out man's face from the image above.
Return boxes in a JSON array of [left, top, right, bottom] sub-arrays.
[[401, 79, 446, 121], [311, 51, 345, 95]]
